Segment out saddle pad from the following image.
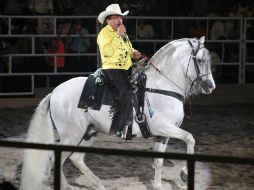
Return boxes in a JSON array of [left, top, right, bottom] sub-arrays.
[[77, 74, 146, 111], [78, 75, 104, 110]]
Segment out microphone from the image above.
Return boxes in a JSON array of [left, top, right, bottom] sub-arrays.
[[118, 24, 128, 42], [123, 33, 128, 42]]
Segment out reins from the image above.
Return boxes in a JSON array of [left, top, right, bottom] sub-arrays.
[[143, 39, 206, 100], [143, 54, 186, 99], [141, 39, 211, 119]]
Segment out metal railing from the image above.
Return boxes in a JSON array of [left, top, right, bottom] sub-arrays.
[[0, 16, 253, 95], [0, 140, 254, 190]]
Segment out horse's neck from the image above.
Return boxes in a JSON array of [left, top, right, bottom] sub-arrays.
[[145, 44, 189, 97], [146, 68, 186, 96]]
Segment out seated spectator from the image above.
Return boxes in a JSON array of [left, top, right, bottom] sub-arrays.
[[210, 14, 239, 40], [48, 37, 65, 71], [28, 0, 55, 70], [224, 19, 238, 40], [37, 18, 53, 35], [68, 20, 91, 53], [33, 13, 54, 54], [137, 19, 155, 39], [34, 17, 53, 55], [47, 23, 67, 72], [210, 20, 226, 40], [61, 20, 72, 36], [66, 19, 92, 71]]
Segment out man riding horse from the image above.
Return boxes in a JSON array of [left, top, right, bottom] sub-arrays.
[[97, 4, 142, 139]]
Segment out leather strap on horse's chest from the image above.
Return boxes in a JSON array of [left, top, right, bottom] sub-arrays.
[[145, 88, 185, 102]]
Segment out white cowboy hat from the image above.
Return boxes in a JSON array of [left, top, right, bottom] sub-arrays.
[[98, 4, 129, 24]]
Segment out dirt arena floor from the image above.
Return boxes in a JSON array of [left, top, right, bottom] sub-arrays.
[[0, 104, 254, 190]]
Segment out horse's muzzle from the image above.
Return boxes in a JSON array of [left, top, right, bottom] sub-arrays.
[[201, 80, 215, 94]]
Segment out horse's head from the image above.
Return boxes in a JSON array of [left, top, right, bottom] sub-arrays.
[[185, 36, 216, 96], [146, 36, 216, 99]]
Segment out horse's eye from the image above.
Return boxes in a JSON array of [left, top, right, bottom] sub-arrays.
[[196, 58, 202, 63]]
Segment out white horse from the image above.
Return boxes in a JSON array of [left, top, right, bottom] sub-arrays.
[[20, 37, 215, 190]]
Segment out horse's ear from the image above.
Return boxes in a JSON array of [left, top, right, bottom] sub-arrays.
[[200, 36, 205, 44]]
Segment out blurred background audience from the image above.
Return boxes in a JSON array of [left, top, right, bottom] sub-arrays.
[[0, 0, 253, 89]]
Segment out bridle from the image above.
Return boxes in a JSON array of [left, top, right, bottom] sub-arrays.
[[186, 40, 211, 96], [145, 39, 211, 102]]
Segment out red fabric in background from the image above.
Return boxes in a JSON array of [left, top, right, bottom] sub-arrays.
[[48, 38, 65, 68]]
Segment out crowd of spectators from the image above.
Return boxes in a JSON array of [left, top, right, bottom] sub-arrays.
[[0, 0, 253, 17], [0, 0, 254, 89], [0, 0, 253, 41], [1, 0, 253, 44]]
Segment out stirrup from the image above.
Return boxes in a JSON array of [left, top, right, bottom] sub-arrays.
[[135, 113, 145, 124], [135, 114, 150, 138]]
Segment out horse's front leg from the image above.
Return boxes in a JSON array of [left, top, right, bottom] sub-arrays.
[[152, 137, 169, 190], [152, 122, 195, 184], [180, 130, 195, 182]]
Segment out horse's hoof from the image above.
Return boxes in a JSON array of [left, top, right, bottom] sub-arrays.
[[180, 170, 187, 182]]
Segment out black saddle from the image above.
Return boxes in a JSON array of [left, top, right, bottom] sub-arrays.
[[77, 74, 113, 110], [77, 67, 146, 112]]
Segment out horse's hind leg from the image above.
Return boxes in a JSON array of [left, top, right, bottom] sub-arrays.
[[69, 139, 105, 190], [60, 152, 76, 190], [153, 137, 169, 190], [57, 150, 86, 190]]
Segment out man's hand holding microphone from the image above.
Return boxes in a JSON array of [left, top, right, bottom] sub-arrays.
[[117, 24, 128, 41]]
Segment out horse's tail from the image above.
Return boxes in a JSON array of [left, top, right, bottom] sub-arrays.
[[20, 93, 54, 190]]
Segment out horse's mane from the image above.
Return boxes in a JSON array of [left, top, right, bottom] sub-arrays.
[[146, 38, 191, 72], [148, 37, 204, 67], [150, 38, 193, 62]]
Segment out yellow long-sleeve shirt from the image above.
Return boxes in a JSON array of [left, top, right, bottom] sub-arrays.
[[97, 25, 135, 70]]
